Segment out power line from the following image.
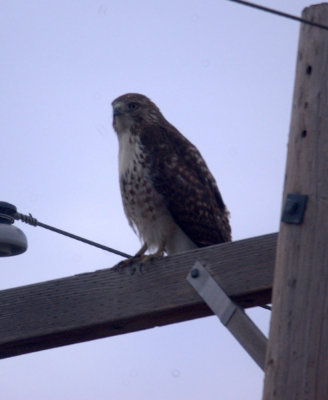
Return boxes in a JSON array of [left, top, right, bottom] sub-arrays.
[[227, 0, 328, 31], [14, 210, 132, 259]]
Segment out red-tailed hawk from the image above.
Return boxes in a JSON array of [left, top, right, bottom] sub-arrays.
[[112, 93, 231, 262]]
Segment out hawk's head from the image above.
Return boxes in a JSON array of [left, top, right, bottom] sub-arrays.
[[112, 93, 163, 134]]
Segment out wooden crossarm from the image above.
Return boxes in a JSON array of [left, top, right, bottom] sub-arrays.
[[0, 233, 276, 359]]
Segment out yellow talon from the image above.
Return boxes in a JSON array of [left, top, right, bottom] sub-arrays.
[[113, 242, 165, 271]]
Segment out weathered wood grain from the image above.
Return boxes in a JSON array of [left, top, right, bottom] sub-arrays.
[[0, 233, 276, 359], [263, 4, 328, 399]]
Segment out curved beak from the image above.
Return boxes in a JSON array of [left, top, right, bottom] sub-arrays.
[[113, 103, 123, 117]]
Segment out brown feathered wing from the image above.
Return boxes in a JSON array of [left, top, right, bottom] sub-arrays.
[[139, 124, 231, 247]]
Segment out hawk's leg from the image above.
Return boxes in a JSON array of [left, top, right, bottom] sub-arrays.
[[136, 242, 166, 266], [134, 243, 148, 258], [113, 242, 165, 272], [113, 243, 148, 272]]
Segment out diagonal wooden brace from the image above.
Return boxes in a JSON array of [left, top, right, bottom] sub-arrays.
[[187, 261, 268, 370]]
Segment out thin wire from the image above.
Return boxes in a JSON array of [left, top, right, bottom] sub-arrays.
[[226, 0, 328, 31], [14, 212, 132, 259]]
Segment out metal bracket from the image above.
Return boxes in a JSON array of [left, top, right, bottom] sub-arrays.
[[281, 193, 308, 224], [187, 262, 268, 370]]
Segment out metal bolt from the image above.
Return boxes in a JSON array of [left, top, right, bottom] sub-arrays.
[[191, 268, 199, 278], [281, 193, 308, 225], [285, 199, 298, 215]]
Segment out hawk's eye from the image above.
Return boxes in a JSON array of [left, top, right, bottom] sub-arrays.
[[128, 102, 139, 110]]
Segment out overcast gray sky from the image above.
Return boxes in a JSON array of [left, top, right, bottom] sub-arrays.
[[1, 1, 313, 398]]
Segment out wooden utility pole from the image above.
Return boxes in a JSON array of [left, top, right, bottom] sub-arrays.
[[263, 4, 328, 399]]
